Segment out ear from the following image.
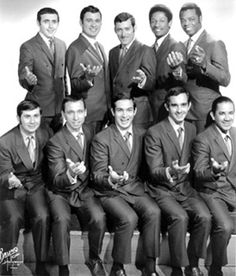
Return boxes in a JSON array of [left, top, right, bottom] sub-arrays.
[[17, 115, 20, 124], [134, 107, 137, 116], [79, 19, 83, 28], [188, 102, 191, 112], [164, 103, 169, 112], [61, 111, 65, 121], [111, 108, 115, 117], [210, 111, 215, 121], [84, 109, 87, 117], [168, 20, 173, 28]]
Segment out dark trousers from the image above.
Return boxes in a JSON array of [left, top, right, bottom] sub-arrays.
[[100, 193, 161, 264], [200, 193, 234, 267], [49, 194, 106, 265], [156, 192, 211, 267], [0, 187, 50, 262]]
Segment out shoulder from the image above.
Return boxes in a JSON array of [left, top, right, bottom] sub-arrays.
[[0, 126, 18, 147]]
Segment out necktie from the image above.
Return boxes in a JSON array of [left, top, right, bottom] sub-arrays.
[[186, 37, 193, 54], [124, 131, 132, 152], [177, 127, 184, 150], [27, 136, 35, 163], [94, 41, 103, 60], [119, 46, 127, 63], [49, 38, 55, 56], [154, 39, 159, 52], [224, 135, 232, 156], [76, 133, 83, 150]]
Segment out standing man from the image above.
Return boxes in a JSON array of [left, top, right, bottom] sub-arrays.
[[90, 96, 161, 276], [149, 4, 187, 123], [109, 12, 156, 129], [66, 5, 109, 134], [145, 87, 211, 276], [46, 95, 106, 276], [0, 100, 51, 276], [18, 7, 67, 133], [192, 96, 236, 276], [179, 2, 230, 133]]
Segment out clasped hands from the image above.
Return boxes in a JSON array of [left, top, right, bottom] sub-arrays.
[[8, 172, 23, 190], [210, 157, 228, 176], [131, 69, 146, 85], [66, 158, 86, 181], [189, 45, 206, 68], [168, 160, 190, 183], [108, 165, 129, 190]]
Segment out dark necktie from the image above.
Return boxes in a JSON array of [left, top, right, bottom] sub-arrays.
[[186, 37, 193, 54], [119, 46, 127, 63], [27, 136, 35, 163], [224, 134, 232, 156], [49, 38, 55, 57], [154, 39, 159, 53], [76, 133, 83, 150], [94, 41, 103, 60], [124, 131, 132, 153], [177, 127, 184, 150]]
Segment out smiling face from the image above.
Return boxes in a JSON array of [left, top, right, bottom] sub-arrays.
[[80, 11, 102, 39], [18, 107, 41, 135], [210, 101, 235, 133], [112, 99, 136, 131], [115, 18, 135, 47], [180, 8, 202, 37], [150, 11, 172, 39], [165, 93, 191, 125], [62, 100, 87, 132], [38, 13, 59, 38]]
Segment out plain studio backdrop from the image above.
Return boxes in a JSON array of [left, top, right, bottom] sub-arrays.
[[0, 0, 235, 135]]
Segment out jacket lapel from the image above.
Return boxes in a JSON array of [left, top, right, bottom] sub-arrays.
[[227, 128, 236, 171], [112, 125, 131, 159], [36, 33, 54, 64], [164, 119, 182, 156]]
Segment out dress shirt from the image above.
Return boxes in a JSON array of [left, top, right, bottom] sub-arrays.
[[116, 125, 133, 150], [39, 32, 54, 51], [185, 27, 204, 53], [153, 32, 169, 49], [20, 127, 36, 150]]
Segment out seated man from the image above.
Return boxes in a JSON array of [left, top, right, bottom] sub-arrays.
[[90, 95, 161, 276], [192, 96, 236, 276], [46, 95, 106, 276], [0, 100, 51, 276], [144, 87, 211, 276]]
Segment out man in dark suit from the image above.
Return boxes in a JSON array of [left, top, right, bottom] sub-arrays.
[[18, 7, 67, 133], [148, 4, 187, 123], [109, 13, 156, 129], [179, 3, 231, 133], [0, 100, 51, 276], [46, 95, 106, 276], [66, 5, 110, 134], [192, 96, 236, 276], [90, 96, 161, 276], [144, 87, 211, 276]]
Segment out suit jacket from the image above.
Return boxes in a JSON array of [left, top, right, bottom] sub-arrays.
[[90, 124, 146, 201], [18, 33, 67, 117], [150, 34, 187, 122], [145, 118, 196, 200], [66, 34, 110, 122], [46, 125, 93, 206], [192, 124, 236, 208], [0, 125, 50, 200], [185, 30, 230, 120], [109, 40, 156, 125]]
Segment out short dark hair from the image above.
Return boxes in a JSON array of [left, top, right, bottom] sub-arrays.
[[114, 12, 135, 27], [179, 2, 202, 18], [165, 86, 190, 105], [61, 95, 86, 112], [17, 100, 41, 117], [211, 96, 235, 115], [111, 94, 136, 110], [80, 5, 102, 22], [37, 7, 59, 23], [149, 4, 173, 22]]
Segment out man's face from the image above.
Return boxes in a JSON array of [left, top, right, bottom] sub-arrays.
[[165, 93, 191, 124], [112, 99, 136, 131], [81, 12, 102, 39], [62, 100, 87, 132], [115, 19, 135, 46], [38, 13, 59, 38], [150, 11, 172, 39], [18, 107, 41, 135], [180, 9, 202, 37], [210, 101, 235, 133]]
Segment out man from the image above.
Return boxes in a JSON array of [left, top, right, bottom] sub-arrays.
[[145, 87, 211, 276], [66, 5, 109, 134], [18, 7, 67, 133], [149, 4, 187, 123], [46, 95, 106, 276], [0, 100, 51, 276], [109, 12, 156, 129], [179, 2, 230, 133], [90, 96, 161, 276], [192, 96, 236, 276]]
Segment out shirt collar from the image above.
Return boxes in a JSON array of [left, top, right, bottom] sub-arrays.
[[19, 126, 36, 145], [66, 124, 83, 138], [168, 116, 184, 134], [155, 32, 169, 48], [188, 27, 204, 44], [215, 125, 231, 139], [121, 38, 135, 51], [116, 125, 133, 138], [39, 32, 54, 47], [82, 32, 98, 48]]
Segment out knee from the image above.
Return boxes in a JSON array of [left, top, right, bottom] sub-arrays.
[[221, 220, 234, 236], [145, 205, 161, 222], [53, 212, 71, 227], [172, 212, 188, 227], [121, 213, 138, 230], [91, 210, 106, 230], [3, 213, 23, 229], [35, 210, 50, 225]]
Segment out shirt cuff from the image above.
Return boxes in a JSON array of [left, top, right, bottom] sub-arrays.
[[66, 169, 77, 184]]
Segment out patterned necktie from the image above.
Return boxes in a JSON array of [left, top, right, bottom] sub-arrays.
[[186, 37, 193, 54], [49, 38, 55, 56], [224, 134, 232, 156], [27, 136, 35, 163], [154, 39, 159, 53], [177, 127, 184, 150], [119, 45, 127, 63], [94, 41, 103, 60], [76, 133, 83, 150], [124, 131, 132, 152]]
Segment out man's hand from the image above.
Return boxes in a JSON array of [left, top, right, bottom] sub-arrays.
[[8, 172, 23, 190], [108, 166, 129, 189], [25, 66, 37, 86], [66, 158, 86, 178], [167, 51, 184, 69], [80, 63, 102, 81], [189, 45, 206, 68], [171, 160, 190, 176], [211, 158, 228, 175], [131, 69, 146, 85]]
